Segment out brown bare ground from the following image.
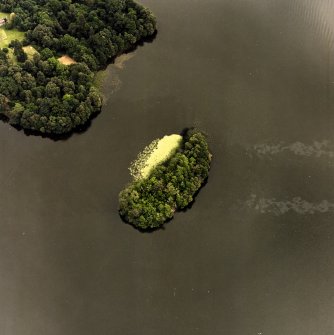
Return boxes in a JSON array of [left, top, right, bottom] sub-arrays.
[[58, 55, 76, 65]]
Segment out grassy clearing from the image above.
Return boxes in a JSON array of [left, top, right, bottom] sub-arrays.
[[0, 29, 6, 41], [141, 135, 182, 178], [23, 45, 38, 59], [130, 134, 183, 180], [0, 12, 25, 49], [0, 28, 24, 48], [3, 45, 37, 64], [0, 12, 10, 20]]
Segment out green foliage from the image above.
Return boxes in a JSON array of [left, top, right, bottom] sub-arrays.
[[1, 0, 157, 68], [119, 130, 212, 230], [0, 51, 102, 134], [0, 0, 157, 135]]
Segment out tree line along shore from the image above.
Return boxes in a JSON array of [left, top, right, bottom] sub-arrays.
[[0, 0, 156, 135]]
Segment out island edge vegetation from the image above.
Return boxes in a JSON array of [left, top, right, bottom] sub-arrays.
[[119, 129, 212, 230], [0, 0, 156, 135]]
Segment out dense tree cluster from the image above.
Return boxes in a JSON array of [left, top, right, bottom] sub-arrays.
[[1, 0, 156, 69], [0, 0, 156, 134], [119, 130, 212, 230], [0, 47, 101, 133]]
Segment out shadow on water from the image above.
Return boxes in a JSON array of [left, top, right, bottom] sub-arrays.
[[3, 108, 101, 141], [119, 178, 210, 233], [130, 30, 158, 47], [120, 213, 169, 234], [118, 177, 211, 233], [4, 0, 334, 332], [119, 177, 209, 233]]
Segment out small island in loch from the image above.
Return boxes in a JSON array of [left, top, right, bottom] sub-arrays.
[[0, 0, 156, 135], [119, 129, 212, 230]]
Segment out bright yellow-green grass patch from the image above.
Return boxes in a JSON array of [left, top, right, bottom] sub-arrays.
[[141, 134, 182, 178], [0, 13, 25, 49], [130, 134, 183, 180], [0, 12, 10, 19], [23, 45, 38, 59], [0, 29, 24, 48], [0, 29, 7, 42]]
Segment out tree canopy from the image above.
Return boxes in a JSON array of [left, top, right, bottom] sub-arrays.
[[119, 129, 212, 230], [0, 0, 156, 135]]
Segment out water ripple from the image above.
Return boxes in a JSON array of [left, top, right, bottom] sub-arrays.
[[246, 194, 334, 215], [250, 141, 334, 158]]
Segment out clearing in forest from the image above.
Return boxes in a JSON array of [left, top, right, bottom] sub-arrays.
[[58, 55, 77, 65], [22, 45, 38, 59], [0, 12, 24, 48]]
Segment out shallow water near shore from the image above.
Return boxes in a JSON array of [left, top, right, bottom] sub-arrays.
[[1, 0, 334, 334]]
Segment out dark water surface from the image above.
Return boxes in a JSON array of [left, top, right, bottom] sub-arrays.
[[1, 0, 334, 334]]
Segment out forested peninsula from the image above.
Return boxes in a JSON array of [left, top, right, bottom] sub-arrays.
[[119, 129, 212, 230], [0, 0, 156, 135]]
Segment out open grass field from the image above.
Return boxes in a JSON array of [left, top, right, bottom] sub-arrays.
[[0, 12, 24, 49], [0, 29, 24, 48], [0, 11, 10, 20]]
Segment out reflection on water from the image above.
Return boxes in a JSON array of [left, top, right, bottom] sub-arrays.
[[249, 140, 334, 158], [246, 194, 334, 215]]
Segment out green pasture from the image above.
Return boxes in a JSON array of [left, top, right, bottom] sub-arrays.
[[0, 12, 24, 49], [0, 12, 10, 19], [0, 29, 24, 48]]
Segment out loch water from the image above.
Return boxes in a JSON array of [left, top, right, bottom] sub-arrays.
[[1, 0, 334, 334]]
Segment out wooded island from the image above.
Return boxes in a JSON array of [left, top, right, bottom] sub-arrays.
[[0, 0, 156, 135], [119, 129, 212, 230]]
